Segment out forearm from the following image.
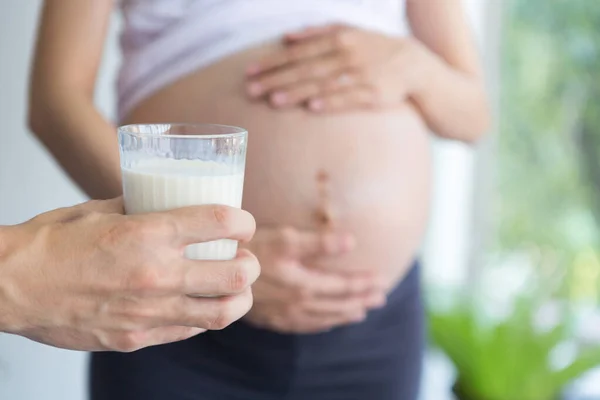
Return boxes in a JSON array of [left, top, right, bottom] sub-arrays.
[[0, 225, 26, 334], [29, 93, 122, 199], [410, 47, 490, 143]]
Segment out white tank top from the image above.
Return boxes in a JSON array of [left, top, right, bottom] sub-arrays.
[[117, 0, 408, 121]]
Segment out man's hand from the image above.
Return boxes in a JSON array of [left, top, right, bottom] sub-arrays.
[[242, 227, 386, 334], [0, 198, 259, 352]]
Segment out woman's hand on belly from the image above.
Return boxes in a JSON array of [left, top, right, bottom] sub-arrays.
[[245, 25, 428, 113], [242, 226, 387, 334]]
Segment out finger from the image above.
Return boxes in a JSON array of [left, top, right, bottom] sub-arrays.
[[247, 54, 347, 99], [363, 289, 388, 309], [157, 205, 256, 245], [300, 291, 386, 316], [168, 288, 254, 329], [308, 87, 375, 113], [247, 262, 353, 298], [268, 81, 323, 108], [252, 273, 387, 313], [309, 272, 380, 297], [137, 326, 205, 349], [279, 311, 368, 334], [295, 231, 356, 258], [284, 24, 343, 42], [321, 71, 360, 93], [274, 228, 355, 258], [322, 286, 389, 308], [180, 249, 260, 296], [246, 35, 339, 77], [250, 272, 296, 302], [285, 266, 381, 297]]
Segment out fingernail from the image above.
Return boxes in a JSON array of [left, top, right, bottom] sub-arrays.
[[309, 98, 324, 111], [271, 91, 288, 106], [246, 64, 260, 76], [247, 82, 263, 97]]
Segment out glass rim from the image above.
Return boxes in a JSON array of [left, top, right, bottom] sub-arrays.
[[118, 123, 247, 140]]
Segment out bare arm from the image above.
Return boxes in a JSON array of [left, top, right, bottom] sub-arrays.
[[28, 0, 121, 199], [244, 3, 489, 142], [407, 0, 490, 142]]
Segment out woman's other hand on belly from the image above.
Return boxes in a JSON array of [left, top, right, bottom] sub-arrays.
[[241, 15, 490, 143], [244, 25, 428, 113], [242, 226, 387, 334]]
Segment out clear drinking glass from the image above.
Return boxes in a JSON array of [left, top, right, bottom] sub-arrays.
[[118, 123, 248, 260]]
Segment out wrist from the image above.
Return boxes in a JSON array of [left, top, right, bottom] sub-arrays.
[[404, 38, 441, 99], [0, 224, 29, 334]]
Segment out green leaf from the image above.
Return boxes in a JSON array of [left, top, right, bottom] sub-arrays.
[[428, 294, 590, 400], [551, 346, 600, 392]]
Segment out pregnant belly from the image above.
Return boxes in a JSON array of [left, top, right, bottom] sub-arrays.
[[124, 42, 432, 285]]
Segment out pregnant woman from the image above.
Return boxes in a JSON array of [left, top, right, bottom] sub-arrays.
[[29, 1, 489, 399]]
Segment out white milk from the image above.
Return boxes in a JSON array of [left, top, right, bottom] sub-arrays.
[[122, 158, 245, 260]]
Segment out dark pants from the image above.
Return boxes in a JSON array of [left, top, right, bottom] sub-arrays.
[[90, 262, 424, 400]]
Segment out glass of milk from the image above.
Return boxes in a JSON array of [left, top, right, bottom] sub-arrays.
[[118, 123, 247, 261]]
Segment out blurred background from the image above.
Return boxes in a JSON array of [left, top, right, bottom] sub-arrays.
[[2, 1, 600, 399]]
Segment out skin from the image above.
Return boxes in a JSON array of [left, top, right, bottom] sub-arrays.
[[29, 0, 489, 334], [242, 227, 387, 333], [0, 199, 260, 351], [246, 18, 488, 141]]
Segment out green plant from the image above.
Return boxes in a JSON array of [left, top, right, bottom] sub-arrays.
[[429, 296, 600, 400]]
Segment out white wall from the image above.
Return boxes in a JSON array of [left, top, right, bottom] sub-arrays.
[[0, 2, 121, 399], [0, 1, 485, 399]]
